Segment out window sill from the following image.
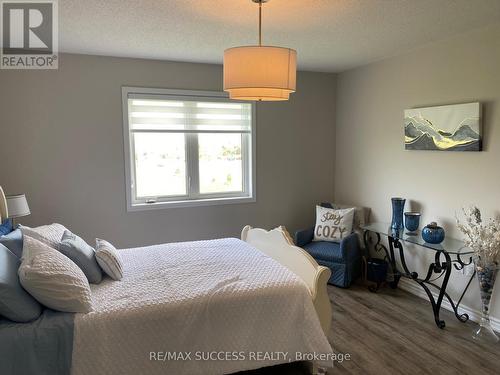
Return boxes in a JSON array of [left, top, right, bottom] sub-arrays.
[[127, 196, 256, 212]]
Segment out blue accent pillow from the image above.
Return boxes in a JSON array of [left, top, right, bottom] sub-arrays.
[[59, 230, 102, 284], [0, 244, 42, 322], [0, 228, 23, 258], [0, 219, 13, 236]]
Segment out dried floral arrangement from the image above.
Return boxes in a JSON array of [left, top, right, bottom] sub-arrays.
[[457, 206, 500, 265]]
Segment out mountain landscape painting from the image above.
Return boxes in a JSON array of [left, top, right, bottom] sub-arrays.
[[404, 102, 481, 151]]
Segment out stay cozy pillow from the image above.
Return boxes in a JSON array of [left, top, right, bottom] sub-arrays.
[[313, 205, 355, 243], [18, 235, 93, 313], [95, 239, 123, 281]]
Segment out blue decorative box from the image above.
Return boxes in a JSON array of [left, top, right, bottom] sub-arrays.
[[422, 222, 445, 244]]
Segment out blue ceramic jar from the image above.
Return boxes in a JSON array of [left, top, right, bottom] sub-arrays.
[[404, 212, 421, 232], [422, 222, 445, 244]]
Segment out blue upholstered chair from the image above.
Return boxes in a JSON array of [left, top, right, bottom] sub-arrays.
[[294, 203, 363, 288]]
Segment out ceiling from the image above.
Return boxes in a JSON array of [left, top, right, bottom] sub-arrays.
[[60, 0, 500, 72]]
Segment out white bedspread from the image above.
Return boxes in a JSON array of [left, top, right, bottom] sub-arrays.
[[72, 238, 332, 375]]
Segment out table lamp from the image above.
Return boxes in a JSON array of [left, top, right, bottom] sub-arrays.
[[6, 194, 31, 226]]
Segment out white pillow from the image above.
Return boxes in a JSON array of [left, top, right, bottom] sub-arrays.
[[18, 235, 93, 313], [20, 223, 67, 250], [95, 239, 123, 281], [313, 206, 355, 243]]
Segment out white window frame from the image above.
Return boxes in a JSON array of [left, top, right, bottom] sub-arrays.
[[122, 87, 256, 211]]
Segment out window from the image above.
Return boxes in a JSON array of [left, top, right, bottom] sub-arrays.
[[122, 87, 255, 210]]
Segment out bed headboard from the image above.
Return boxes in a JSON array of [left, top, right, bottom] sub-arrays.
[[0, 186, 8, 222], [241, 225, 332, 334]]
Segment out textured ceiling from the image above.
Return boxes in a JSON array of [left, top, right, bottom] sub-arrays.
[[60, 0, 500, 72]]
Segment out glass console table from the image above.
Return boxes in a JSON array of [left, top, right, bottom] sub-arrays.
[[361, 222, 474, 329]]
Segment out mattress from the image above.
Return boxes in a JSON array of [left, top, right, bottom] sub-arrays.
[[72, 238, 333, 375]]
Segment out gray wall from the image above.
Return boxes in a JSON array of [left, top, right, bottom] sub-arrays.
[[0, 53, 336, 247], [335, 24, 500, 322]]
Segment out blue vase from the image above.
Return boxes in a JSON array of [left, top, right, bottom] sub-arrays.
[[391, 198, 406, 230], [422, 222, 445, 244], [404, 212, 421, 232]]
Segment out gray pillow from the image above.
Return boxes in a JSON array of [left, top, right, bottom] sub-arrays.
[[59, 231, 102, 284], [0, 228, 23, 258], [0, 244, 42, 322]]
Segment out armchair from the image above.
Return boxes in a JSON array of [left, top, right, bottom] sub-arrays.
[[294, 204, 363, 288]]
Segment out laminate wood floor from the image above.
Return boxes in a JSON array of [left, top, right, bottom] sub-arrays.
[[327, 282, 499, 374], [244, 282, 499, 375]]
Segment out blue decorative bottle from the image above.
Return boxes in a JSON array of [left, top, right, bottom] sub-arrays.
[[391, 198, 406, 230]]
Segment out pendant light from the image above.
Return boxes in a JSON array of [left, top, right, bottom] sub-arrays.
[[223, 0, 297, 101]]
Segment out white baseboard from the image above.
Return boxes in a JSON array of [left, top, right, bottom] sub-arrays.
[[397, 278, 500, 332]]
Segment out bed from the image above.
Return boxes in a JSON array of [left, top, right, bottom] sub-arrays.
[[0, 221, 333, 374]]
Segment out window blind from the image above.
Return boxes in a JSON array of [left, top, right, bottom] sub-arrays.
[[127, 96, 252, 132]]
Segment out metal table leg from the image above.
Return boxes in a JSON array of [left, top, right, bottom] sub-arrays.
[[364, 229, 473, 329], [393, 239, 469, 329], [387, 237, 401, 288]]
